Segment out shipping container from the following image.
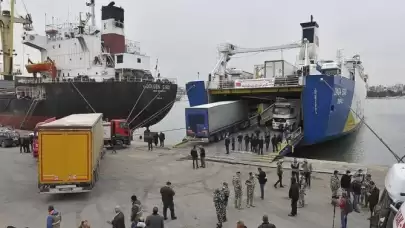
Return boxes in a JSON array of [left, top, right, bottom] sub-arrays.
[[185, 101, 250, 142], [264, 60, 298, 78], [37, 113, 104, 194]]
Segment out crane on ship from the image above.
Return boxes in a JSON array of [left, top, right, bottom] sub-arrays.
[[210, 39, 310, 83], [0, 0, 33, 80]]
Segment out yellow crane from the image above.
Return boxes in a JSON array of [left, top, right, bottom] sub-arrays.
[[0, 0, 32, 80]]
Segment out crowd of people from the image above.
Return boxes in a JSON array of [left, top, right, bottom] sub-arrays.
[[330, 169, 380, 228]]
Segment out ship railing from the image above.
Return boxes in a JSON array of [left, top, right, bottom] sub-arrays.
[[15, 76, 177, 84], [16, 86, 46, 100], [284, 127, 303, 145], [207, 76, 302, 89]]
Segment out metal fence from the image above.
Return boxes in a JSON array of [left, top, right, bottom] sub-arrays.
[[207, 76, 301, 90], [14, 76, 177, 84]]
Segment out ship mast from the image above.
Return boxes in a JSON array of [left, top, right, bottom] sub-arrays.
[[0, 0, 32, 80]]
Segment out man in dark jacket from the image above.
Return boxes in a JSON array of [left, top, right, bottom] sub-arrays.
[[153, 133, 159, 147], [258, 215, 276, 228], [341, 170, 352, 194], [352, 176, 362, 213], [271, 135, 277, 152], [368, 181, 380, 219], [256, 167, 267, 199], [288, 178, 300, 216], [231, 136, 236, 151], [237, 133, 243, 151], [276, 134, 282, 150], [250, 133, 255, 151], [190, 145, 199, 169], [264, 132, 271, 152], [160, 182, 177, 220], [147, 136, 153, 151], [244, 134, 250, 151], [145, 207, 164, 228], [107, 206, 125, 228], [130, 195, 142, 227], [158, 132, 165, 147], [257, 114, 262, 127], [225, 136, 230, 154], [258, 136, 264, 155], [199, 146, 206, 168]]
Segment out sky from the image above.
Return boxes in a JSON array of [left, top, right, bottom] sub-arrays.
[[9, 0, 405, 86]]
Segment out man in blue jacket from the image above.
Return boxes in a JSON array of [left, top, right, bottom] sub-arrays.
[[47, 205, 62, 228]]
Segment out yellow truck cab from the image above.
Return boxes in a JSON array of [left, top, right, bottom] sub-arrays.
[[37, 113, 104, 194]]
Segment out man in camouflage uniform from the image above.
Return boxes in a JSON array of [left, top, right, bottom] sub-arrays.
[[362, 173, 372, 207], [213, 188, 226, 228], [330, 170, 340, 204], [245, 172, 255, 208], [222, 182, 230, 207], [298, 172, 307, 208], [232, 171, 243, 209]]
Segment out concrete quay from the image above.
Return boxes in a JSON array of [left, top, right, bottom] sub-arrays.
[[0, 139, 389, 228]]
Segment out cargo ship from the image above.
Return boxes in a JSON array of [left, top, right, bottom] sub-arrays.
[[186, 16, 367, 148], [0, 0, 177, 130]]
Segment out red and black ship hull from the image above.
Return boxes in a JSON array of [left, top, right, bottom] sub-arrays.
[[0, 81, 177, 130]]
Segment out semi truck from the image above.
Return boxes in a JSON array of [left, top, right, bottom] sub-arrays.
[[185, 100, 250, 142], [271, 98, 301, 130], [103, 119, 132, 146], [37, 113, 104, 194], [32, 117, 56, 158]]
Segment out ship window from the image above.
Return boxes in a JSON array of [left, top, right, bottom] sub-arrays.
[[59, 44, 61, 48], [117, 55, 123, 63], [302, 28, 314, 43], [330, 105, 335, 112], [137, 58, 141, 63], [53, 45, 55, 49]]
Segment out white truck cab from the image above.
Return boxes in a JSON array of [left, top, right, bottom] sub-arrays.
[[271, 99, 301, 130], [375, 163, 405, 228]]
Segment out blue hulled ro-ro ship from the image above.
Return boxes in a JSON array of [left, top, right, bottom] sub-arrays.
[[186, 16, 368, 154]]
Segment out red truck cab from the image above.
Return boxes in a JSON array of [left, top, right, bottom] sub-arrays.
[[104, 119, 132, 146], [33, 117, 56, 158]]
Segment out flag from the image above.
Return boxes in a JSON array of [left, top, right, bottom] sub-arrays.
[[155, 58, 159, 70]]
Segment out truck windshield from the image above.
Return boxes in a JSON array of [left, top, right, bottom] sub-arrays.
[[119, 122, 129, 129], [273, 107, 291, 115]]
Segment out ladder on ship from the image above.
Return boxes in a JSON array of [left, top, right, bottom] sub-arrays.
[[20, 98, 40, 129], [269, 127, 304, 161]]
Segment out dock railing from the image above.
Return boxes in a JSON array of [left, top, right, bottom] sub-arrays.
[[14, 76, 178, 85], [207, 76, 302, 90]]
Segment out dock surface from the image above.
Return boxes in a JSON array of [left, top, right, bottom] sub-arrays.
[[0, 139, 389, 228]]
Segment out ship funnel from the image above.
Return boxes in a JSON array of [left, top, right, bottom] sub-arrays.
[[299, 16, 319, 64]]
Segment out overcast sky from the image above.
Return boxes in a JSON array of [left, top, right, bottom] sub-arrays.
[[11, 0, 405, 86]]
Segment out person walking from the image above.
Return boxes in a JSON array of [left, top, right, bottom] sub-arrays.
[[274, 160, 284, 188], [271, 135, 277, 152], [199, 145, 206, 168], [288, 177, 300, 217], [302, 159, 312, 188], [153, 133, 159, 147], [257, 113, 262, 127], [258, 136, 264, 155], [362, 174, 373, 207], [213, 188, 226, 228], [264, 132, 271, 152], [368, 181, 380, 219], [145, 207, 164, 228], [147, 136, 153, 151], [352, 175, 362, 213], [232, 171, 243, 209], [130, 195, 142, 228], [107, 206, 125, 228], [291, 158, 300, 183], [237, 133, 243, 151], [158, 132, 165, 147], [250, 133, 255, 152], [46, 205, 62, 228], [330, 170, 340, 204], [340, 170, 352, 195], [245, 172, 255, 208], [190, 145, 199, 169], [244, 134, 250, 151], [160, 182, 177, 220], [256, 167, 267, 199], [276, 134, 282, 150], [225, 136, 230, 154], [222, 182, 230, 208], [298, 172, 307, 208], [258, 215, 276, 228], [251, 136, 257, 153]]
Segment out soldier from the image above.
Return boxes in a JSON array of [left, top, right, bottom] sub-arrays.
[[232, 171, 243, 209], [298, 172, 307, 208], [213, 188, 226, 228], [330, 170, 340, 205], [362, 174, 372, 207], [244, 134, 250, 151], [222, 182, 230, 208], [245, 172, 255, 207], [291, 158, 300, 183]]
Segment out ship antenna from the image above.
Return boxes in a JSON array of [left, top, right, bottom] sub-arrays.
[[86, 0, 96, 27], [310, 15, 313, 22]]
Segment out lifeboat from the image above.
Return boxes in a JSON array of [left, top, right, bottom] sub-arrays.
[[25, 58, 57, 79]]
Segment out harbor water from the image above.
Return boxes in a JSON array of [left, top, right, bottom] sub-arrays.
[[143, 98, 405, 166]]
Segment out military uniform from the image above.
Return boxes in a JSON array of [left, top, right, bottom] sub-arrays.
[[213, 189, 226, 227], [298, 175, 307, 207], [330, 174, 340, 203], [232, 174, 243, 209], [222, 185, 230, 207], [245, 175, 255, 207], [362, 176, 372, 206]]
